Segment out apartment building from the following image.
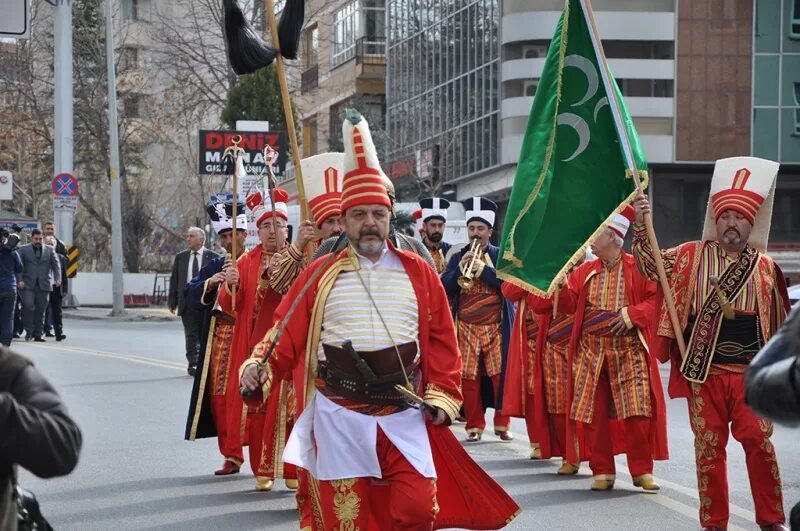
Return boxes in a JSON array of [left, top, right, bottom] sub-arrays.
[[385, 0, 800, 274], [292, 0, 387, 154]]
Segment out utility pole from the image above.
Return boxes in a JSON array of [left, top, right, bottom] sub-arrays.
[[53, 0, 77, 307], [104, 0, 124, 315]]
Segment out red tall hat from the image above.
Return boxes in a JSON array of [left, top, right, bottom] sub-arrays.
[[300, 153, 344, 229], [340, 110, 391, 212], [247, 188, 290, 227]]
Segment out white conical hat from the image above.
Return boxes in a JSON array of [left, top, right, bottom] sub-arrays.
[[299, 153, 344, 228], [701, 156, 779, 251]]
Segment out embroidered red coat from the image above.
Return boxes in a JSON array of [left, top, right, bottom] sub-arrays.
[[246, 243, 519, 530], [632, 238, 791, 398], [218, 245, 285, 444], [555, 252, 669, 464]]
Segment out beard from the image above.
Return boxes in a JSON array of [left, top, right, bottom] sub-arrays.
[[357, 240, 384, 255], [356, 229, 384, 255], [427, 232, 443, 243], [722, 228, 742, 245]]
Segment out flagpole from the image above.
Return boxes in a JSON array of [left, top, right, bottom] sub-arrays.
[[580, 0, 686, 358], [264, 0, 310, 223]]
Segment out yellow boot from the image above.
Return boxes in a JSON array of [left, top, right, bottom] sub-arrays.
[[557, 460, 579, 476], [590, 476, 615, 491], [255, 477, 274, 491], [633, 474, 660, 492], [529, 444, 542, 460], [285, 478, 299, 490]]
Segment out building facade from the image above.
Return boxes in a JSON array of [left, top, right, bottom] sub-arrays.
[[385, 0, 800, 275], [288, 0, 387, 173]]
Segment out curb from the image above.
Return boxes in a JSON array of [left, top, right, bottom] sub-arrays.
[[63, 311, 179, 322]]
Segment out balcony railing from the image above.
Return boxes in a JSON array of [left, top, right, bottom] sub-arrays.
[[355, 37, 386, 65], [301, 64, 319, 93]]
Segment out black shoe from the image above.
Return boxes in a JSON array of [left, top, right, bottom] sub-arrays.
[[56, 334, 66, 341], [187, 365, 197, 377], [13, 333, 20, 339], [33, 336, 46, 342], [45, 332, 55, 337], [24, 333, 32, 341]]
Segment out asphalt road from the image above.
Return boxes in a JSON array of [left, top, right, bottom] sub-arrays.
[[10, 318, 799, 530]]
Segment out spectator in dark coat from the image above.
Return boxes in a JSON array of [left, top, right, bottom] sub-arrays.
[[745, 304, 800, 531], [0, 346, 82, 529]]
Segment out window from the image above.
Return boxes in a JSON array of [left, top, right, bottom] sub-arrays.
[[794, 82, 800, 135], [792, 0, 800, 38], [123, 94, 143, 119], [618, 79, 674, 98], [332, 1, 359, 67], [332, 1, 386, 68], [303, 24, 319, 68], [119, 47, 138, 71], [522, 45, 547, 59], [122, 0, 151, 22], [303, 115, 318, 156]]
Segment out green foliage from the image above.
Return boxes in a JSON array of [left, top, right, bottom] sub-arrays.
[[220, 67, 297, 132]]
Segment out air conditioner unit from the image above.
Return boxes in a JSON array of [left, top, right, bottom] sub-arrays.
[[523, 80, 538, 97], [522, 44, 548, 59]]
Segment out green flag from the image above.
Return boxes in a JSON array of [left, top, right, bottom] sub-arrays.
[[497, 0, 648, 295]]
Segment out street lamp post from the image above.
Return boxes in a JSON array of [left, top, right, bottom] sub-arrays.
[[104, 0, 124, 315]]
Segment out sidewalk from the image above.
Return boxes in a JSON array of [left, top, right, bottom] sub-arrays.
[[63, 306, 179, 322]]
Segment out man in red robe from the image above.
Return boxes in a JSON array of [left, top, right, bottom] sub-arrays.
[[554, 206, 668, 492], [218, 187, 296, 491], [633, 157, 790, 531], [240, 110, 519, 530], [184, 199, 248, 475], [502, 255, 587, 474], [269, 152, 344, 297]]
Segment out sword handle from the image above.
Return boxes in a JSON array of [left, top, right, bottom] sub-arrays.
[[709, 276, 735, 320]]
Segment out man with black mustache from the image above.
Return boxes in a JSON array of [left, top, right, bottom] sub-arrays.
[[418, 197, 453, 274], [633, 157, 791, 531]]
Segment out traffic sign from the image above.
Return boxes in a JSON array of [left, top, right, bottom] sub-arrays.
[[53, 196, 78, 212], [52, 173, 78, 196], [0, 0, 29, 39], [66, 245, 79, 278]]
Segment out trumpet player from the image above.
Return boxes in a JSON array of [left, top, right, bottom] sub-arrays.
[[442, 197, 515, 442]]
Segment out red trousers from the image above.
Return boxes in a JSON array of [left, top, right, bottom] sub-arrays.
[[211, 395, 244, 465], [584, 363, 652, 478], [463, 374, 511, 434], [254, 381, 297, 481], [311, 428, 438, 530], [687, 372, 784, 528], [523, 392, 537, 445]]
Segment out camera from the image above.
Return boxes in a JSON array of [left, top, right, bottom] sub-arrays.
[[1, 227, 20, 252]]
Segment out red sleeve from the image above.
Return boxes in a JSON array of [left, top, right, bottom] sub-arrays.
[[218, 259, 249, 314], [526, 293, 553, 314], [558, 266, 583, 314], [421, 261, 463, 421], [627, 276, 657, 330], [525, 271, 579, 315], [266, 264, 317, 379], [501, 283, 527, 302]]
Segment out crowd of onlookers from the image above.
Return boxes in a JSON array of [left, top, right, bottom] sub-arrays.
[[0, 221, 68, 347]]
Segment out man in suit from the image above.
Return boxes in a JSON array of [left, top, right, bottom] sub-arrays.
[[43, 221, 68, 256], [45, 236, 68, 341], [169, 227, 219, 375], [17, 228, 61, 342]]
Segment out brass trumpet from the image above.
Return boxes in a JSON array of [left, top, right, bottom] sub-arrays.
[[458, 238, 483, 290]]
